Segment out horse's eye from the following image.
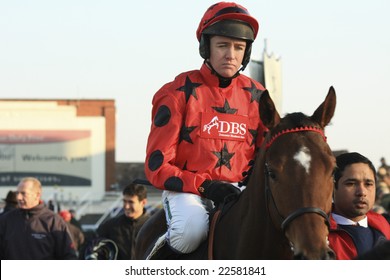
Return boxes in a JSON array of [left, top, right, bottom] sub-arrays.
[[265, 163, 277, 180], [331, 169, 336, 183], [268, 170, 276, 180]]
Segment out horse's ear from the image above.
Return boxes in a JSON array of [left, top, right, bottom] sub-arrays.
[[259, 90, 281, 129], [311, 86, 336, 128]]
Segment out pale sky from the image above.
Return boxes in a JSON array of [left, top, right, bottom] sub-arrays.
[[1, 0, 389, 167]]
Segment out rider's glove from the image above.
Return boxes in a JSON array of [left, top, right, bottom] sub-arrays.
[[198, 180, 241, 204]]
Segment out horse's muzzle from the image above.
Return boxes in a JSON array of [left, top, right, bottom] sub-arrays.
[[293, 247, 336, 260]]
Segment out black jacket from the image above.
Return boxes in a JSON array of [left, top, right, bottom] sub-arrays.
[[96, 210, 150, 259], [0, 203, 77, 260]]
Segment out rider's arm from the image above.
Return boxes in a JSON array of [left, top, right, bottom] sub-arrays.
[[144, 85, 209, 196]]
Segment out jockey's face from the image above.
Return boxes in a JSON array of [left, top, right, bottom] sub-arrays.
[[209, 36, 246, 78]]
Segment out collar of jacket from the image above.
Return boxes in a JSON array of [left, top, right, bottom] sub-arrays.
[[200, 62, 240, 88], [20, 203, 45, 219]]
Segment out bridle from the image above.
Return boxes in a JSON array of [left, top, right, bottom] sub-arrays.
[[263, 126, 331, 234]]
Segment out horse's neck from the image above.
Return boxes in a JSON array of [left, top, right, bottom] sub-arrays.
[[234, 157, 292, 259], [243, 156, 266, 212], [230, 156, 269, 235]]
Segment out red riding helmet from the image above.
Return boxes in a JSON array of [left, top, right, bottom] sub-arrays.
[[196, 2, 259, 69]]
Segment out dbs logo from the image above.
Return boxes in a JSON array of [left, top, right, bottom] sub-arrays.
[[201, 112, 248, 141]]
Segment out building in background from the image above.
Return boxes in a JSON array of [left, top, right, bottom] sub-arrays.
[[0, 99, 115, 201], [249, 44, 283, 113]]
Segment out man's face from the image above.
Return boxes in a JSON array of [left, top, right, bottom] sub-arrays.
[[122, 194, 146, 219], [209, 35, 246, 78], [333, 163, 376, 222], [16, 180, 40, 209]]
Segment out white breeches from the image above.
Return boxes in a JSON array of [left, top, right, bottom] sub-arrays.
[[161, 190, 210, 254]]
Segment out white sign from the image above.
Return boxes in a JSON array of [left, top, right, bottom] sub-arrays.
[[0, 130, 92, 186]]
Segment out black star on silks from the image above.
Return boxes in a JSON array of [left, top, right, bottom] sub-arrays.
[[212, 99, 237, 114], [212, 143, 235, 170], [179, 125, 197, 144], [183, 161, 197, 173], [249, 128, 258, 147], [243, 81, 264, 103], [176, 76, 202, 103]]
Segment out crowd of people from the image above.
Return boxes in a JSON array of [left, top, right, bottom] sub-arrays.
[[1, 2, 390, 260], [0, 179, 150, 260], [1, 156, 389, 260]]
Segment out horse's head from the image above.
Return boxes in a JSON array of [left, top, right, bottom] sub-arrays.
[[259, 87, 337, 260]]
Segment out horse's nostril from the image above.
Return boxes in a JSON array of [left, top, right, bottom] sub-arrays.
[[293, 253, 307, 260], [294, 248, 336, 260]]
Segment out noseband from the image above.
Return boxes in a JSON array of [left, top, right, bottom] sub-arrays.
[[263, 126, 330, 233]]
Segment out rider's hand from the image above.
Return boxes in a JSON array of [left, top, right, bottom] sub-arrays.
[[198, 180, 241, 204]]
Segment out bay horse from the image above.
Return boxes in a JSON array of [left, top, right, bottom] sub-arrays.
[[136, 86, 337, 260]]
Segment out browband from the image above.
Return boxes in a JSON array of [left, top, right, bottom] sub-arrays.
[[265, 126, 326, 150]]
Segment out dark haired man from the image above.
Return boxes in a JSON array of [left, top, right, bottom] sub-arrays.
[[329, 152, 390, 259], [96, 183, 149, 259]]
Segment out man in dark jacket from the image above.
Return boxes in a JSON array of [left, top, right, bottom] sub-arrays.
[[0, 177, 77, 259], [96, 183, 150, 259]]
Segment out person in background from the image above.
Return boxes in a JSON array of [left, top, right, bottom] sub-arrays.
[[47, 199, 61, 213], [96, 183, 149, 259], [69, 209, 83, 230], [47, 199, 55, 211], [380, 193, 390, 223], [59, 209, 85, 255], [144, 1, 267, 259], [0, 177, 77, 259], [0, 190, 18, 216], [328, 152, 390, 259]]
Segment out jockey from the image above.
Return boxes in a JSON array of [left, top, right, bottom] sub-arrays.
[[144, 1, 267, 259]]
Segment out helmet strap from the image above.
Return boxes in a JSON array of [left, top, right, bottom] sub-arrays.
[[205, 60, 243, 88]]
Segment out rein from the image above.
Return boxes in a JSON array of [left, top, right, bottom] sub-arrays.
[[263, 126, 330, 235]]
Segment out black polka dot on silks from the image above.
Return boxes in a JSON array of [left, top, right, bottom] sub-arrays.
[[148, 150, 164, 171], [164, 177, 184, 192], [154, 105, 171, 127]]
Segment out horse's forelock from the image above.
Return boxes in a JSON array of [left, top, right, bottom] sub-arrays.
[[284, 112, 313, 126]]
